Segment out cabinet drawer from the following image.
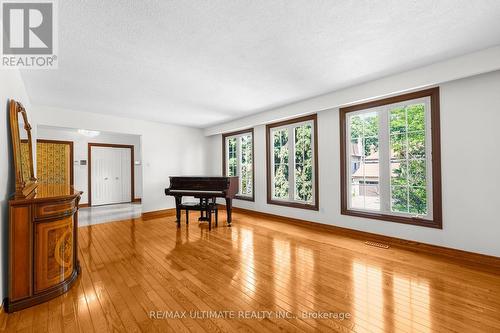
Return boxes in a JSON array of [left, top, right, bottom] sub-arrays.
[[35, 199, 76, 219]]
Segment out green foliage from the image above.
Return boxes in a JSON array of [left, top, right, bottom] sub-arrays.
[[272, 124, 314, 202], [295, 125, 313, 202], [409, 186, 427, 214], [273, 129, 289, 199], [227, 135, 253, 196], [389, 104, 427, 215], [227, 138, 237, 176], [240, 135, 253, 195], [350, 112, 378, 156]]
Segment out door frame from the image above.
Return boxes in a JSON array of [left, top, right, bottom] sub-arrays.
[[88, 143, 135, 207], [37, 139, 74, 185]]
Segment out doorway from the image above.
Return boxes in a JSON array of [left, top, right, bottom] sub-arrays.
[[88, 143, 134, 206]]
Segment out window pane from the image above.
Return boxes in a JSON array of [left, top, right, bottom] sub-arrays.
[[390, 107, 406, 134], [294, 124, 313, 202], [391, 161, 407, 186], [274, 164, 289, 199], [389, 102, 428, 215], [350, 138, 362, 173], [364, 137, 378, 159], [350, 115, 363, 140], [408, 160, 426, 187], [350, 182, 364, 209], [362, 112, 379, 138], [241, 164, 252, 195], [363, 182, 380, 210], [227, 137, 237, 176], [351, 180, 380, 210], [349, 112, 380, 211], [240, 135, 253, 196], [274, 129, 288, 163], [273, 129, 289, 199], [390, 134, 407, 160], [350, 160, 380, 211], [407, 104, 425, 132], [409, 187, 427, 215], [391, 185, 408, 213], [408, 132, 425, 159]]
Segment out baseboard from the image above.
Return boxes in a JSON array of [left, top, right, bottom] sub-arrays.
[[133, 198, 142, 203], [141, 208, 176, 220], [230, 206, 500, 273], [79, 203, 89, 208]]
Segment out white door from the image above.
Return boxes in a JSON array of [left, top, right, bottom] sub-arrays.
[[91, 146, 132, 206]]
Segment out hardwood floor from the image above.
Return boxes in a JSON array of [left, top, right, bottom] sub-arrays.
[[1, 210, 500, 332]]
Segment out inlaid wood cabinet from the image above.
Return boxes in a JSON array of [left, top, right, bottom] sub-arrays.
[[6, 184, 82, 312], [7, 100, 82, 312]]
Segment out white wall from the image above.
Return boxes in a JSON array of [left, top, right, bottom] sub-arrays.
[[37, 126, 143, 204], [205, 45, 500, 136], [32, 106, 208, 213], [207, 70, 500, 257], [0, 70, 32, 304]]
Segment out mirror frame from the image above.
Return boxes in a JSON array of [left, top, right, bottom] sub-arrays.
[[9, 99, 37, 198]]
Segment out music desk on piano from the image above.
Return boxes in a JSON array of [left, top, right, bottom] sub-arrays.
[[164, 176, 238, 226]]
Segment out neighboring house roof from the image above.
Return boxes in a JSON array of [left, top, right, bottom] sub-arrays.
[[352, 147, 379, 160], [365, 150, 378, 161], [353, 158, 401, 180], [352, 163, 379, 179]]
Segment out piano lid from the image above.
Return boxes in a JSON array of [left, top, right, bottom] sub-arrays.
[[166, 176, 239, 197]]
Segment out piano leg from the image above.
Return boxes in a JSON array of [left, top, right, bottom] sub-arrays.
[[225, 198, 232, 227], [175, 196, 182, 227], [207, 206, 211, 231]]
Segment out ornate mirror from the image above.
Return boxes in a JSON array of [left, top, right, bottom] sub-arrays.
[[9, 100, 37, 198]]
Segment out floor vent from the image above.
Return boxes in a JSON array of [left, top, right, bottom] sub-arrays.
[[365, 241, 390, 249]]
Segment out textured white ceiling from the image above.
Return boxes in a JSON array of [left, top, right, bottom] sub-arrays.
[[20, 0, 500, 128]]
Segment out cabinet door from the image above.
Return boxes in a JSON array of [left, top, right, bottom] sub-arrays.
[[35, 216, 74, 292]]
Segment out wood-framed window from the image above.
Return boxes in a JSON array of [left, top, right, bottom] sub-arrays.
[[340, 87, 442, 228], [266, 114, 319, 210], [222, 128, 254, 201]]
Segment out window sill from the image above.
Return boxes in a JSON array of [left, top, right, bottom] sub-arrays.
[[341, 208, 442, 229], [267, 199, 319, 211], [235, 195, 254, 202]]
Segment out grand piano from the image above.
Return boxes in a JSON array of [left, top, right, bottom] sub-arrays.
[[164, 176, 239, 226]]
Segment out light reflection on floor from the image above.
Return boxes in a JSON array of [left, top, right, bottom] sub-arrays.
[[78, 203, 142, 226]]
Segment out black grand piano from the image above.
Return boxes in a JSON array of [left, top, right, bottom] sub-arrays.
[[164, 176, 238, 226]]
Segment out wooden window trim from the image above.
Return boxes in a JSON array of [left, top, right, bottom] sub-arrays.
[[266, 114, 319, 211], [339, 87, 442, 229], [222, 128, 255, 202]]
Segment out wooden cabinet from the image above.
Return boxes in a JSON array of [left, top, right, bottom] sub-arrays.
[[6, 184, 82, 312]]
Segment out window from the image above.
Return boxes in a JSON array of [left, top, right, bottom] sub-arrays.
[[223, 129, 254, 201], [340, 88, 442, 228], [266, 114, 318, 210]]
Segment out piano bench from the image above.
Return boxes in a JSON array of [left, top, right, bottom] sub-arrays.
[[179, 201, 218, 230]]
